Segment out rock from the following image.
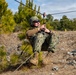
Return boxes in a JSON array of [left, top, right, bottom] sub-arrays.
[[71, 50, 76, 56], [52, 66, 59, 71]]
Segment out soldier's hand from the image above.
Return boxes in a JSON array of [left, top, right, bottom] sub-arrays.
[[45, 28, 50, 33], [40, 25, 46, 31]]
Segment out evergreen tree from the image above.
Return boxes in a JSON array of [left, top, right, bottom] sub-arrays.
[[33, 4, 36, 15], [0, 0, 15, 33], [60, 15, 71, 30], [14, 0, 24, 24], [53, 19, 61, 30], [26, 0, 29, 7], [46, 14, 53, 22], [1, 9, 16, 33], [37, 6, 40, 15], [71, 18, 76, 30], [46, 14, 54, 30], [14, 0, 42, 31], [0, 0, 8, 22]]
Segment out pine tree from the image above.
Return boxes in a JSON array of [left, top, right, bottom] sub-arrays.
[[33, 4, 36, 15], [26, 0, 29, 7], [0, 0, 8, 21], [0, 0, 15, 33], [1, 9, 16, 33], [14, 0, 41, 31], [60, 15, 70, 30], [37, 6, 40, 15], [53, 19, 61, 30], [72, 18, 76, 30]]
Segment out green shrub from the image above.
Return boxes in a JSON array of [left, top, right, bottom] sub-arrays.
[[0, 46, 6, 57], [18, 32, 26, 40], [38, 52, 43, 66], [0, 46, 8, 73], [10, 54, 19, 66], [20, 43, 33, 56]]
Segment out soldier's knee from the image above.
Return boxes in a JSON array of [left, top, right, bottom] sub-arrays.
[[37, 33, 44, 38]]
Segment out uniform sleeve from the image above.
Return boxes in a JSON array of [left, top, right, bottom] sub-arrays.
[[26, 28, 39, 37]]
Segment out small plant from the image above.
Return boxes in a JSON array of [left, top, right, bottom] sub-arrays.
[[0, 46, 8, 73], [38, 52, 43, 66], [0, 46, 6, 57], [10, 54, 19, 66], [18, 32, 26, 40], [0, 57, 9, 73], [20, 43, 33, 58]]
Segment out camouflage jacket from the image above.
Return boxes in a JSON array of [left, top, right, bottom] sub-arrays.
[[26, 27, 39, 39]]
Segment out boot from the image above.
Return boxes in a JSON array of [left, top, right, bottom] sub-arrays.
[[38, 52, 50, 65], [42, 53, 51, 65], [30, 52, 38, 65], [47, 47, 55, 53]]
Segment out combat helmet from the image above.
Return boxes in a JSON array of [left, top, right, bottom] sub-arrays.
[[30, 16, 40, 27]]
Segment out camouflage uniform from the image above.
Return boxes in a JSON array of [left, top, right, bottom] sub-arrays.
[[33, 32, 49, 52], [26, 16, 59, 53], [26, 16, 59, 65], [26, 29, 59, 53]]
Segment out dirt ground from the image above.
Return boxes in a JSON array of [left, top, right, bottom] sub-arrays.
[[0, 31, 76, 75]]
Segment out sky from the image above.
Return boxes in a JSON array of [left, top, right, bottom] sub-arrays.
[[6, 0, 76, 20]]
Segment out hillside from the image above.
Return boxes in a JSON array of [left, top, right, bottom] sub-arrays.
[[0, 31, 76, 75]]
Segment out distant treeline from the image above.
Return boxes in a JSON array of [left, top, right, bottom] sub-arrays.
[[0, 0, 76, 34]]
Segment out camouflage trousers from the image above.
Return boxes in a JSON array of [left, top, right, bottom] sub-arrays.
[[30, 32, 59, 53]]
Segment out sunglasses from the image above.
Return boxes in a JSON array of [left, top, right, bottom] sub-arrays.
[[33, 20, 40, 23]]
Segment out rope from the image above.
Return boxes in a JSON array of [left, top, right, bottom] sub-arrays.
[[14, 52, 35, 71]]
